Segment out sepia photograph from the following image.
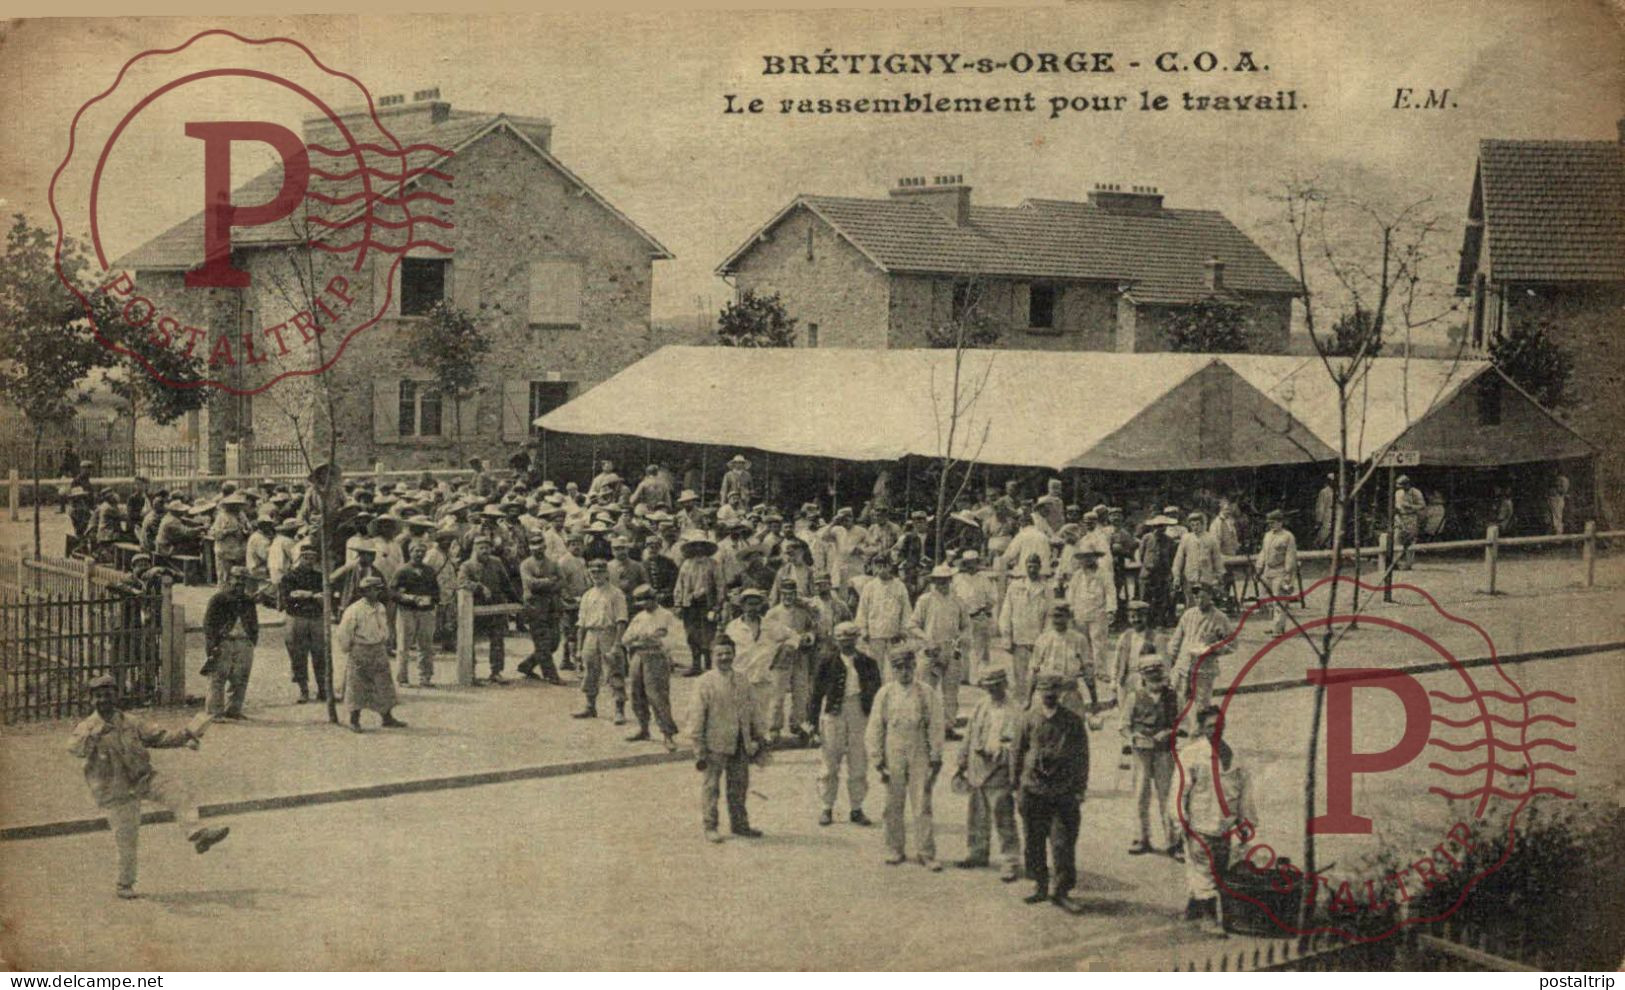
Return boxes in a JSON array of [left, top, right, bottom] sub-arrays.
[[0, 0, 1621, 974]]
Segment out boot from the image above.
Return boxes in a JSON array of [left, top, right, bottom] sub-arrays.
[[572, 705, 597, 719], [626, 724, 651, 742], [613, 701, 627, 726], [348, 710, 363, 734], [381, 711, 408, 728], [296, 683, 310, 705]]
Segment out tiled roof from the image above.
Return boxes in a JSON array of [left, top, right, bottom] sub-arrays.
[[1474, 139, 1625, 285], [118, 109, 671, 270], [719, 192, 1300, 304]]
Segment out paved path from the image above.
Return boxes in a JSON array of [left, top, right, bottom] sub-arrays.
[[2, 648, 1619, 971]]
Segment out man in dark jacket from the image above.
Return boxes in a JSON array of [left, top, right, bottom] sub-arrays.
[[808, 621, 880, 827], [391, 541, 441, 688], [202, 567, 260, 719], [279, 544, 329, 703], [1013, 673, 1090, 907]]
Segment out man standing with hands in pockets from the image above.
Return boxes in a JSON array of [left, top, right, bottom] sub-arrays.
[[866, 647, 946, 871]]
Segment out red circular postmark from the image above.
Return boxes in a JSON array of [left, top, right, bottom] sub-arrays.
[[1171, 573, 1577, 942], [49, 29, 455, 396]]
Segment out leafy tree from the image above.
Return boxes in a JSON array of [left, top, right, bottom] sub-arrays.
[[1320, 307, 1383, 358], [1491, 317, 1574, 409], [405, 301, 493, 461], [1163, 298, 1253, 353], [0, 214, 117, 557], [716, 289, 797, 347], [101, 319, 213, 481]]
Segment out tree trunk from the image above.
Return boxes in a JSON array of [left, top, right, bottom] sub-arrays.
[[31, 424, 43, 560]]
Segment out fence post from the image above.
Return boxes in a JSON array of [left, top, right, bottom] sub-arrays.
[[374, 460, 386, 488], [1484, 524, 1499, 595], [7, 468, 17, 522], [456, 588, 475, 686], [1583, 520, 1596, 588], [158, 584, 186, 704], [1378, 531, 1393, 602]]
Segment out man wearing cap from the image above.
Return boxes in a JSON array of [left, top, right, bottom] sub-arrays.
[[718, 455, 753, 506], [622, 584, 683, 750], [1029, 602, 1096, 717], [1393, 474, 1426, 570], [333, 541, 385, 613], [517, 536, 565, 684], [208, 493, 253, 587], [1179, 705, 1256, 933], [951, 551, 997, 683], [93, 490, 127, 557], [998, 555, 1053, 703], [279, 543, 330, 703], [1254, 510, 1299, 636], [70, 674, 229, 899], [459, 536, 518, 685], [574, 559, 629, 722], [1168, 583, 1234, 712], [866, 647, 945, 869], [1013, 673, 1090, 906], [770, 538, 814, 607], [809, 621, 879, 827], [955, 669, 1021, 880], [1066, 548, 1114, 679], [1001, 509, 1053, 577], [640, 535, 679, 608], [555, 533, 592, 671], [723, 587, 789, 736], [335, 575, 407, 732], [202, 566, 259, 719], [763, 577, 819, 746], [1111, 601, 1165, 704], [674, 531, 724, 677], [809, 571, 851, 637], [690, 634, 766, 842], [855, 556, 911, 682], [861, 507, 900, 568], [1125, 657, 1179, 857], [607, 535, 647, 598], [1171, 511, 1225, 611], [910, 564, 968, 735], [245, 511, 276, 587], [392, 541, 441, 688]]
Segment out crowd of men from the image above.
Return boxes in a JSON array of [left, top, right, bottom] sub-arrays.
[[73, 452, 1294, 928]]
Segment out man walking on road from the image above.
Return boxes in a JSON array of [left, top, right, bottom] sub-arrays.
[[866, 647, 945, 871], [1126, 659, 1179, 857], [954, 669, 1021, 881], [691, 635, 766, 843], [1254, 510, 1299, 636], [202, 566, 259, 720], [808, 621, 879, 827], [1169, 583, 1234, 714], [623, 584, 683, 750], [70, 674, 229, 900], [1013, 673, 1090, 908]]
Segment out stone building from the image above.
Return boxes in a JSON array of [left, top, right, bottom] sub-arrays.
[[118, 92, 673, 473], [716, 175, 1299, 353], [1454, 126, 1625, 511]]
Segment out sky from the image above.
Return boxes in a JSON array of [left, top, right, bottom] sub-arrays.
[[2, 1, 1621, 329]]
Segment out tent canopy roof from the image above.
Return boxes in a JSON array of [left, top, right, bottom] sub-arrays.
[[538, 346, 1588, 472]]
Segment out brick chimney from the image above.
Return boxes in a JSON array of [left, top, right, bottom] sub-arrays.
[[1204, 257, 1226, 292], [890, 174, 972, 225], [1087, 183, 1164, 214]]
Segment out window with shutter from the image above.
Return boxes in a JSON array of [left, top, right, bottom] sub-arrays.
[[501, 379, 530, 442], [528, 260, 584, 327]]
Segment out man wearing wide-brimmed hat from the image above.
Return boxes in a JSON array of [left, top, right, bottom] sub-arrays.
[[70, 673, 228, 899], [208, 492, 254, 588], [951, 550, 998, 683], [1136, 514, 1178, 628], [910, 563, 967, 734], [674, 530, 724, 676], [718, 454, 752, 506], [954, 668, 1020, 880]]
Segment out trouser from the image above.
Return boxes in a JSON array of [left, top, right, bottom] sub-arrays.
[[1396, 521, 1419, 569], [1020, 790, 1081, 894], [518, 605, 560, 679], [926, 645, 962, 726], [1009, 644, 1034, 705], [104, 773, 201, 889], [1145, 577, 1174, 627], [966, 779, 1019, 868], [477, 618, 506, 677], [680, 604, 715, 671], [963, 623, 991, 682], [868, 637, 902, 680], [559, 606, 579, 665], [1184, 829, 1229, 900], [882, 743, 935, 859], [629, 650, 678, 737], [214, 549, 244, 587], [1077, 616, 1109, 674], [1132, 746, 1175, 845], [1180, 660, 1219, 712], [207, 637, 254, 715], [1259, 568, 1293, 632], [285, 614, 328, 693], [817, 704, 869, 811], [396, 608, 435, 684], [580, 628, 624, 706], [768, 651, 811, 735], [701, 749, 751, 832], [435, 601, 456, 648]]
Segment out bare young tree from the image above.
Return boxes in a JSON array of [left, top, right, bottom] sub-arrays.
[[1266, 178, 1468, 923], [926, 277, 1002, 561]]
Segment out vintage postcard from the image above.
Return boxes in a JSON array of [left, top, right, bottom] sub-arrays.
[[0, 0, 1621, 974]]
